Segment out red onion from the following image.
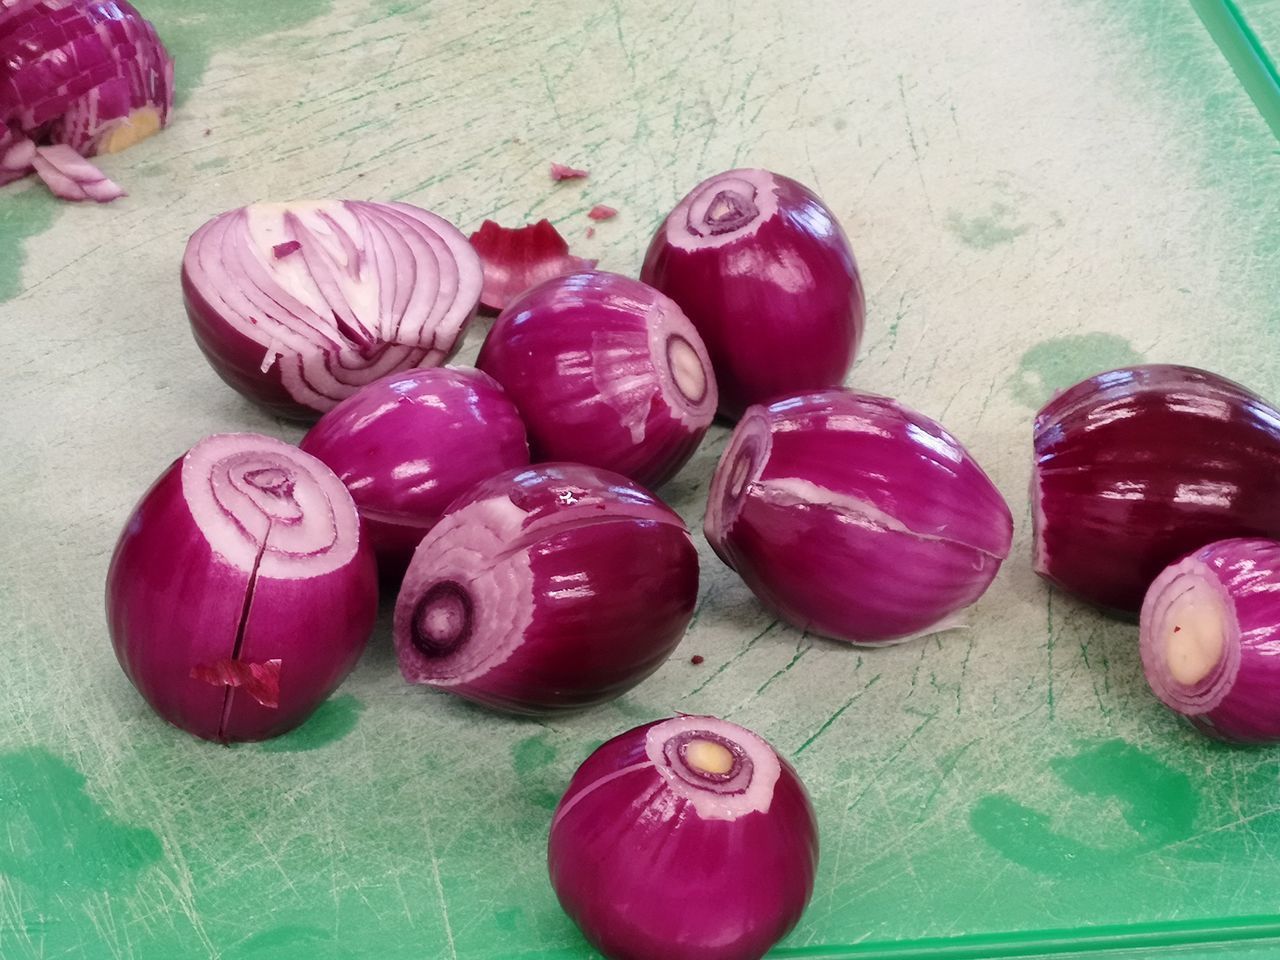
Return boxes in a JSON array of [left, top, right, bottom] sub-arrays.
[[299, 367, 530, 575], [640, 168, 864, 418], [1, 0, 173, 201], [587, 204, 617, 221], [1034, 365, 1280, 616], [181, 201, 483, 420], [477, 271, 717, 488], [548, 715, 818, 960], [105, 433, 378, 743], [550, 162, 588, 181], [1140, 538, 1280, 743], [705, 389, 1013, 644], [393, 463, 698, 714], [467, 218, 596, 312]]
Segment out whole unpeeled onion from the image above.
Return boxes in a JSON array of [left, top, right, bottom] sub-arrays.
[[106, 433, 378, 742]]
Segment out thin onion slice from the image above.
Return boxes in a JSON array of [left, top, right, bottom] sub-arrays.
[[181, 200, 484, 419], [467, 218, 596, 311]]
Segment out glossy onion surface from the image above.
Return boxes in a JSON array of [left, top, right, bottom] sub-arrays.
[[548, 715, 818, 960], [1034, 365, 1280, 616], [640, 168, 864, 418], [182, 200, 482, 419], [706, 389, 1012, 644], [477, 271, 717, 488], [394, 463, 698, 714], [300, 367, 529, 575], [106, 433, 378, 742]]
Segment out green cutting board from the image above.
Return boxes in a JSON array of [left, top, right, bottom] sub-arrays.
[[3, 0, 1280, 957]]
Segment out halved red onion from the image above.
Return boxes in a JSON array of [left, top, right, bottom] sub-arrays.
[[706, 389, 1012, 645], [548, 716, 818, 960], [181, 201, 483, 420], [299, 367, 530, 576], [1033, 365, 1280, 617], [476, 271, 717, 488], [105, 433, 378, 743], [1140, 538, 1280, 743], [393, 463, 698, 714], [640, 168, 865, 418], [0, 0, 173, 201], [467, 218, 596, 312]]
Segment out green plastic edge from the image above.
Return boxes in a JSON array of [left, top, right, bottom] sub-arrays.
[[1191, 0, 1280, 141]]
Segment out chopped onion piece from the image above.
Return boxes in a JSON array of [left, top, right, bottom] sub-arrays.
[[467, 218, 596, 311], [550, 162, 589, 181], [587, 204, 617, 221], [29, 144, 124, 202]]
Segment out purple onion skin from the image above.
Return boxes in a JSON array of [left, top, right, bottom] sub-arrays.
[[640, 168, 864, 419], [1034, 365, 1280, 617], [300, 367, 530, 576], [393, 463, 698, 714], [106, 435, 378, 743], [705, 389, 1012, 644], [476, 271, 717, 488], [548, 716, 818, 960], [1141, 539, 1280, 744]]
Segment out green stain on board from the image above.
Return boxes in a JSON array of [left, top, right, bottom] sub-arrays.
[[145, 0, 333, 105], [1011, 333, 1143, 408], [0, 748, 162, 893], [512, 733, 557, 773], [258, 694, 365, 752], [945, 201, 1030, 249], [0, 187, 59, 303], [970, 740, 1199, 874]]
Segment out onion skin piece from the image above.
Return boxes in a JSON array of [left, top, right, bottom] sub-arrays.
[[477, 271, 717, 488], [467, 218, 597, 312], [640, 168, 864, 419], [299, 367, 530, 576], [181, 201, 483, 420], [548, 716, 818, 960], [105, 434, 378, 743], [705, 389, 1012, 645], [393, 463, 698, 714], [1033, 365, 1280, 617]]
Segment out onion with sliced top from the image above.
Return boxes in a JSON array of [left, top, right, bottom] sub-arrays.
[[1, 0, 174, 201], [105, 433, 378, 743], [477, 271, 717, 488], [181, 201, 484, 420], [393, 463, 698, 714], [548, 715, 818, 960]]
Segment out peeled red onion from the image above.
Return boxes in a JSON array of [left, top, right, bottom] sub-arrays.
[[1034, 365, 1280, 617], [640, 168, 864, 418], [476, 271, 717, 488], [181, 201, 483, 419], [705, 389, 1012, 644], [1140, 538, 1280, 744], [1, 0, 173, 200], [393, 463, 698, 714], [299, 367, 530, 575], [105, 433, 378, 743], [548, 715, 818, 960]]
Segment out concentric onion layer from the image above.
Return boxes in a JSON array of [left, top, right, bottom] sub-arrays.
[[477, 271, 717, 488], [548, 716, 818, 960], [1033, 365, 1280, 616], [706, 389, 1013, 644], [182, 201, 483, 418], [1140, 538, 1280, 743], [393, 463, 698, 714], [106, 433, 377, 742], [640, 168, 864, 418]]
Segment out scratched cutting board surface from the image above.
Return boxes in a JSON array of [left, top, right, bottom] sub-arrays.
[[3, 1, 1280, 957]]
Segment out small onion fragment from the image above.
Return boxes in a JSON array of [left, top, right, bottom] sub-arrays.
[[1033, 365, 1280, 616], [1140, 538, 1280, 744], [548, 716, 818, 960], [181, 200, 483, 419], [300, 367, 530, 575], [393, 463, 698, 714], [105, 433, 378, 742], [550, 162, 588, 181], [467, 218, 596, 312], [587, 204, 617, 221], [0, 0, 173, 200], [706, 389, 1013, 645], [640, 168, 865, 418], [477, 271, 717, 488]]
